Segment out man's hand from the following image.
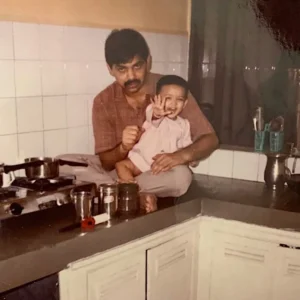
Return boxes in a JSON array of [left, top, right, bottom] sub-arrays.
[[152, 95, 171, 119], [121, 125, 145, 151], [151, 152, 186, 175]]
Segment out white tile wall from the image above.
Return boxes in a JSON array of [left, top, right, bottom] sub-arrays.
[[0, 21, 188, 165], [208, 149, 234, 178], [192, 149, 300, 184], [0, 22, 14, 60], [0, 60, 15, 97], [232, 151, 259, 181]]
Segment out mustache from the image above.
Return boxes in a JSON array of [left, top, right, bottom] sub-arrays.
[[124, 79, 141, 87]]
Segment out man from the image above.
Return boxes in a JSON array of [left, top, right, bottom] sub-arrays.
[[58, 28, 218, 211]]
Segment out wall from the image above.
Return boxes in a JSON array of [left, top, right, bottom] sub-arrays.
[[0, 0, 188, 34], [0, 21, 189, 167], [193, 148, 300, 183]]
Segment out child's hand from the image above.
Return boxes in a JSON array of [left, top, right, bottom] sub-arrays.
[[151, 95, 171, 119]]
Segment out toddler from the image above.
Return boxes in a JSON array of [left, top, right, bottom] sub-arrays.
[[116, 75, 195, 183]]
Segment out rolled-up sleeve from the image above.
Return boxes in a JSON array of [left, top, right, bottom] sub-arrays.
[[92, 95, 116, 154], [180, 92, 215, 141]]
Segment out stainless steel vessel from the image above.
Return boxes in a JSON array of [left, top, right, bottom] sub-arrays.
[[99, 183, 118, 218], [264, 153, 290, 190], [71, 191, 93, 221], [118, 183, 139, 215], [24, 157, 88, 179]]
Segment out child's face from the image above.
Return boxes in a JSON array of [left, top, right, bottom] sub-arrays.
[[159, 84, 187, 119]]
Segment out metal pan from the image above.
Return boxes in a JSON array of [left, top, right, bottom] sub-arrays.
[[0, 160, 44, 187], [24, 157, 88, 180]]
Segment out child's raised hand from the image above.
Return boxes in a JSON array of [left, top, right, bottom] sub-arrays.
[[151, 95, 170, 118]]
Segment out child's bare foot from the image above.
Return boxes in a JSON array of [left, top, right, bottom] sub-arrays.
[[139, 193, 158, 213]]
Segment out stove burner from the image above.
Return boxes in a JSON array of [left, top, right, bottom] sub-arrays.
[[0, 188, 16, 201], [11, 176, 74, 192]]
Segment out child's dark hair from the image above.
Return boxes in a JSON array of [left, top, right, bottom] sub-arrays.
[[105, 29, 149, 68], [156, 75, 189, 98]]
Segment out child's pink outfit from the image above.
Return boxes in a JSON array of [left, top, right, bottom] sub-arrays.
[[128, 104, 192, 172]]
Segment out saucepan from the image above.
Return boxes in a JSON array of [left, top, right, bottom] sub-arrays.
[[0, 160, 45, 187], [24, 157, 88, 180]]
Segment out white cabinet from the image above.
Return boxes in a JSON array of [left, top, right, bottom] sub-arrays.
[[272, 245, 300, 300], [59, 251, 145, 300], [59, 219, 199, 300], [147, 232, 197, 300], [208, 233, 275, 300], [197, 217, 300, 300]]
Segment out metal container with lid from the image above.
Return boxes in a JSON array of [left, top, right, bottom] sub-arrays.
[[118, 183, 140, 216], [99, 183, 118, 218]]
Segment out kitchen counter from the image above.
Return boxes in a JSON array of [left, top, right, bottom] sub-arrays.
[[1, 174, 300, 293]]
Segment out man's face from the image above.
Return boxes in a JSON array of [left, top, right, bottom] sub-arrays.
[[108, 56, 149, 94]]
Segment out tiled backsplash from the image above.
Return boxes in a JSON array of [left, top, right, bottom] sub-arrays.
[[0, 21, 188, 164], [193, 149, 300, 183]]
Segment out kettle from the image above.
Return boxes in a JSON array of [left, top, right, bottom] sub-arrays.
[[264, 153, 290, 190]]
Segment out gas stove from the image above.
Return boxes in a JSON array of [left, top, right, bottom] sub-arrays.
[[0, 175, 97, 221]]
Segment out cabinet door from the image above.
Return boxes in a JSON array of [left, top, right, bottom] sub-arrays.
[[209, 232, 275, 300], [273, 245, 300, 300], [147, 232, 197, 300], [60, 251, 146, 300]]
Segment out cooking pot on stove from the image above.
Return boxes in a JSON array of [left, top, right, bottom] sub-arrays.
[[0, 160, 44, 187], [24, 157, 88, 180]]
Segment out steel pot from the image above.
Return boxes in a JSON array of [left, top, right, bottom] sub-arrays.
[[0, 160, 44, 187], [24, 157, 88, 180]]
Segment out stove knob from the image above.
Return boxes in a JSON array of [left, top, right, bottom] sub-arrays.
[[10, 203, 24, 216]]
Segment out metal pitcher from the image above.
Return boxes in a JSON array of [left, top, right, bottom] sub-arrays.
[[264, 153, 290, 190]]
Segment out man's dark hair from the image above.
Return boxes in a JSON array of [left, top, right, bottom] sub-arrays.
[[156, 75, 189, 98], [105, 29, 150, 67]]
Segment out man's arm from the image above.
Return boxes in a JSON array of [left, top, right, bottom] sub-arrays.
[[177, 132, 219, 164], [179, 91, 219, 161], [93, 94, 123, 172], [98, 143, 128, 172]]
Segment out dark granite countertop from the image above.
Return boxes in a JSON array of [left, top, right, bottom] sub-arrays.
[[1, 174, 300, 293]]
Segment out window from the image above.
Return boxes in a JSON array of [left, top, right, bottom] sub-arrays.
[[189, 0, 300, 148]]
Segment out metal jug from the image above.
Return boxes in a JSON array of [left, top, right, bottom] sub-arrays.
[[264, 153, 290, 190]]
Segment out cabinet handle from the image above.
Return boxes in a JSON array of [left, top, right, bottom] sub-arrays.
[[224, 247, 265, 263], [279, 243, 300, 250]]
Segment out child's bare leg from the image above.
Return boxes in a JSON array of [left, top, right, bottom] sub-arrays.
[[116, 159, 157, 213], [115, 158, 142, 183]]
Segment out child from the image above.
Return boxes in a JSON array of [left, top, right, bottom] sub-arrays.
[[116, 75, 195, 184]]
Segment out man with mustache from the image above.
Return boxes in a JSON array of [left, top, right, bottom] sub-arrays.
[[58, 28, 218, 211]]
